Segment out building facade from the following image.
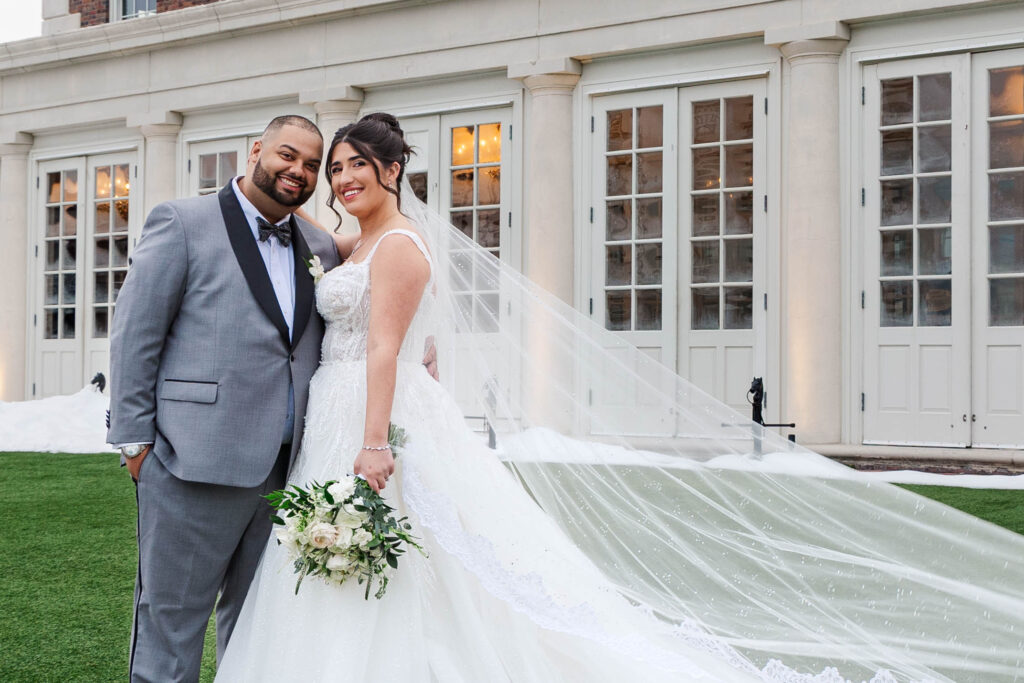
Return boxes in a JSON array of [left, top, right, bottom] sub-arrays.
[[2, 0, 1023, 459]]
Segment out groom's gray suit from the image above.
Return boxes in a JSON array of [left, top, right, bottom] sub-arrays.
[[107, 182, 340, 682]]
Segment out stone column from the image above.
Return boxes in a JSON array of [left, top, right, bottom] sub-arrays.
[[0, 135, 34, 401], [301, 87, 364, 231], [768, 25, 849, 444], [139, 122, 182, 216], [509, 59, 582, 431], [510, 59, 581, 304]]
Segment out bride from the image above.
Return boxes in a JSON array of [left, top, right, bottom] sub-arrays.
[[216, 113, 1024, 682]]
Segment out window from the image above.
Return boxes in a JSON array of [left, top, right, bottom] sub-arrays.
[[120, 0, 157, 20]]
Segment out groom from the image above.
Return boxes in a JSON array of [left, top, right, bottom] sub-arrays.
[[107, 115, 341, 682]]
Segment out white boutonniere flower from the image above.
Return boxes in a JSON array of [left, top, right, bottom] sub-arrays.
[[307, 254, 325, 284]]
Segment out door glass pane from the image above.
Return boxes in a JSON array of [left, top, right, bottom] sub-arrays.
[[990, 278, 1024, 326], [881, 179, 914, 225], [724, 286, 753, 329], [989, 172, 1024, 221], [918, 125, 951, 173], [478, 123, 501, 163], [636, 198, 662, 239], [691, 289, 719, 329], [477, 210, 500, 249], [636, 289, 662, 330], [451, 126, 474, 165], [199, 154, 217, 189], [880, 281, 913, 326], [44, 310, 58, 339], [881, 78, 914, 126], [692, 195, 719, 237], [636, 244, 662, 285], [113, 237, 129, 267], [881, 230, 913, 276], [93, 309, 108, 339], [62, 309, 75, 339], [451, 169, 474, 207], [989, 225, 1024, 274], [606, 155, 632, 196], [114, 200, 130, 230], [48, 173, 61, 203], [46, 207, 60, 237], [724, 192, 753, 235], [64, 206, 77, 236], [605, 291, 631, 330], [94, 238, 109, 268], [990, 66, 1024, 117], [94, 272, 109, 304], [881, 129, 914, 175], [45, 275, 59, 304], [605, 246, 631, 286], [724, 239, 753, 282], [725, 97, 753, 140], [607, 109, 633, 151], [606, 200, 631, 240], [724, 144, 753, 188], [636, 107, 663, 148], [45, 243, 59, 271], [114, 164, 130, 198], [918, 279, 952, 326], [95, 166, 111, 199], [692, 100, 719, 144], [692, 148, 720, 190], [62, 239, 76, 268], [918, 176, 952, 224], [918, 227, 951, 275], [918, 73, 951, 122], [94, 203, 110, 234], [990, 119, 1024, 169], [691, 242, 719, 284], [637, 152, 662, 193], [408, 172, 428, 203], [63, 170, 77, 202], [478, 166, 500, 205], [218, 152, 237, 185]]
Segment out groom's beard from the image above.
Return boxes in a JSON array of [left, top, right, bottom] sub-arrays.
[[252, 158, 315, 207]]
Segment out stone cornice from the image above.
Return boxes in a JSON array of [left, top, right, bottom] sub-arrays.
[[0, 0, 419, 75]]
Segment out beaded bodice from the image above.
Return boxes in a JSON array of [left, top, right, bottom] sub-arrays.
[[316, 230, 434, 364]]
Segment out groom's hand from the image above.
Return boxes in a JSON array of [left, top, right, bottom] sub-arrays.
[[126, 446, 151, 482], [423, 337, 439, 381]]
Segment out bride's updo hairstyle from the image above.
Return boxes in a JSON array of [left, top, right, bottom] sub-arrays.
[[326, 112, 413, 227]]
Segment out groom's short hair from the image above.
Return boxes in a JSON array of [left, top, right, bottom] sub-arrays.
[[263, 115, 322, 140]]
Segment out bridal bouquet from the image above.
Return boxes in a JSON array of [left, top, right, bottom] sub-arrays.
[[265, 424, 425, 599]]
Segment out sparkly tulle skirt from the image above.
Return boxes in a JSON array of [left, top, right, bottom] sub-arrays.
[[214, 359, 763, 682]]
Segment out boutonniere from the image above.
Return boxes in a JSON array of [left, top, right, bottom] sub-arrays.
[[306, 254, 325, 284]]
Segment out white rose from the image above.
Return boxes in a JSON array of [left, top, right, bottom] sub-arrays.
[[326, 553, 353, 573], [332, 525, 354, 549], [308, 254, 325, 284], [352, 528, 373, 550], [327, 479, 356, 502], [334, 508, 365, 529], [307, 521, 338, 549], [275, 526, 300, 552]]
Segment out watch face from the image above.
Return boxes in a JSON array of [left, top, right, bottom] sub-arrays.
[[123, 445, 144, 457]]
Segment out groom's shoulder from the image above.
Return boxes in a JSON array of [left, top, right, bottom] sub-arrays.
[[159, 192, 221, 218]]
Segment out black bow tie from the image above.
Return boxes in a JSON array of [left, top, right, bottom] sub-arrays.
[[256, 216, 292, 247]]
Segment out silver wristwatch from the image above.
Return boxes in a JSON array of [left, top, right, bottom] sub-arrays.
[[120, 443, 148, 459]]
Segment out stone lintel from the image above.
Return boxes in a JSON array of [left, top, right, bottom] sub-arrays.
[[764, 20, 850, 47], [508, 57, 582, 80], [126, 110, 184, 128], [299, 86, 365, 106]]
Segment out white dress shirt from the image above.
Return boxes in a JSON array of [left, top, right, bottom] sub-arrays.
[[231, 177, 296, 339]]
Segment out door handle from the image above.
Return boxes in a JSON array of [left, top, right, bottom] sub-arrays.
[[971, 414, 977, 422], [962, 414, 967, 422]]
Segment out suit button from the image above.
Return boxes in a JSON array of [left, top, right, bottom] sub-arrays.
[[290, 354, 296, 362]]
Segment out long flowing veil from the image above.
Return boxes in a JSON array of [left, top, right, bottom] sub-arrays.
[[399, 180, 1024, 682]]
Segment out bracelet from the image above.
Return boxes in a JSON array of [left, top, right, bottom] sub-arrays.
[[361, 444, 392, 451]]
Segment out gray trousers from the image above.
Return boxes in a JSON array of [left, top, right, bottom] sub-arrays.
[[129, 446, 288, 683]]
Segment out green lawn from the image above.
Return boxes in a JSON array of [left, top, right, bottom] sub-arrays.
[[0, 452, 217, 683], [0, 452, 1020, 681]]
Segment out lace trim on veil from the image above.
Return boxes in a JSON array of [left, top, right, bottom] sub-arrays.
[[402, 458, 908, 683]]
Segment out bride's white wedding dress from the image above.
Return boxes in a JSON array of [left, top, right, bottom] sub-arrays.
[[215, 230, 767, 682]]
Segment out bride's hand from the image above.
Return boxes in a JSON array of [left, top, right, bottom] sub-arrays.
[[353, 447, 395, 493]]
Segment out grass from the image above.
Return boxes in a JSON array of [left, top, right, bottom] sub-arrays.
[[0, 452, 1020, 681], [0, 452, 217, 683]]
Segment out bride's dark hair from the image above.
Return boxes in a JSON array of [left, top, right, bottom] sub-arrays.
[[325, 112, 413, 229]]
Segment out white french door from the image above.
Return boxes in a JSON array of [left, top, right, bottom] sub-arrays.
[[863, 49, 1024, 448], [187, 138, 246, 196], [970, 48, 1024, 448], [398, 108, 518, 430], [588, 79, 769, 435], [34, 152, 138, 398]]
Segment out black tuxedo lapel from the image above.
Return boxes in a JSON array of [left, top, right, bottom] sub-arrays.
[[290, 216, 314, 351], [218, 184, 291, 349]]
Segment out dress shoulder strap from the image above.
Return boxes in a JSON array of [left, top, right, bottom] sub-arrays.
[[364, 229, 433, 276]]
